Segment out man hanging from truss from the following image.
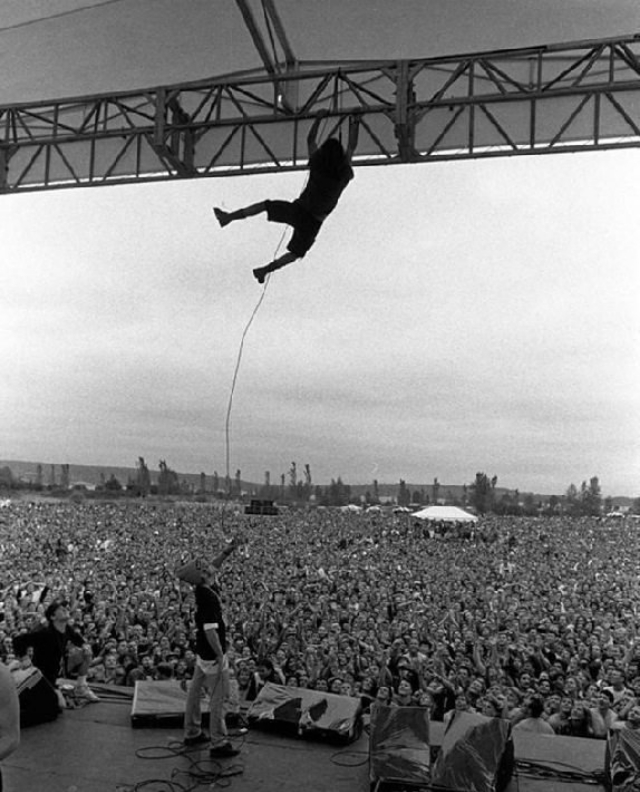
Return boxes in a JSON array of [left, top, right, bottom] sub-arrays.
[[213, 111, 360, 284]]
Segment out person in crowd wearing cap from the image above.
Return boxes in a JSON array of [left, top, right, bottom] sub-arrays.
[[180, 536, 243, 758], [12, 600, 98, 706], [0, 661, 20, 792]]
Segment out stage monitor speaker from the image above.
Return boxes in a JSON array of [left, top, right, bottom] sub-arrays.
[[131, 680, 208, 728], [606, 727, 640, 791], [12, 666, 59, 727], [431, 711, 514, 792], [247, 682, 362, 744], [368, 704, 431, 791]]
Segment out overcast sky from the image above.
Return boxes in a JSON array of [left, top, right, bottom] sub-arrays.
[[1, 1, 639, 496]]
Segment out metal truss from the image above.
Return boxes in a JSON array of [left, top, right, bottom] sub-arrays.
[[1, 33, 640, 193]]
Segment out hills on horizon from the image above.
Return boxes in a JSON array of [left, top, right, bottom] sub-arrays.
[[0, 459, 634, 507]]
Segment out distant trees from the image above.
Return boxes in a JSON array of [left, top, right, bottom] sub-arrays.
[[136, 457, 151, 497], [2, 453, 623, 518], [581, 477, 602, 516], [288, 462, 297, 497], [470, 472, 498, 514], [316, 477, 352, 507], [565, 476, 602, 516], [104, 474, 122, 492], [277, 462, 313, 502], [494, 489, 520, 516], [413, 489, 427, 506], [0, 466, 14, 488], [548, 495, 560, 513], [493, 489, 540, 516], [365, 479, 380, 506], [565, 483, 579, 513], [397, 480, 410, 508], [304, 464, 312, 492], [158, 460, 180, 496]]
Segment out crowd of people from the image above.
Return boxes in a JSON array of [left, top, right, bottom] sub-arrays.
[[2, 498, 640, 742]]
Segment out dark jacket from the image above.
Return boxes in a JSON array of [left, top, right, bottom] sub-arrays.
[[13, 623, 84, 685]]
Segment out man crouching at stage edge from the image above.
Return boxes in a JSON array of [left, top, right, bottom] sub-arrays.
[[13, 599, 99, 709], [178, 533, 243, 758]]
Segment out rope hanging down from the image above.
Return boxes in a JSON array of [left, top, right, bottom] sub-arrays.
[[0, 0, 130, 34], [224, 273, 271, 490], [222, 226, 289, 509]]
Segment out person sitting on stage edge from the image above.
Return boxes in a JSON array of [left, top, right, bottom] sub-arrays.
[[12, 599, 99, 708]]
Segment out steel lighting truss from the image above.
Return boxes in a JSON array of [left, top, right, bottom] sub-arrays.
[[1, 33, 639, 193]]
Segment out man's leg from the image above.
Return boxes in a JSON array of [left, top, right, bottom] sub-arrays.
[[68, 646, 99, 702], [253, 251, 299, 284], [223, 664, 241, 724], [207, 663, 240, 756], [184, 664, 208, 742], [208, 665, 228, 748], [214, 201, 267, 227]]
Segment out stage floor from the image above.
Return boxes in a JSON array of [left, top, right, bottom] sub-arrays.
[[3, 692, 607, 792]]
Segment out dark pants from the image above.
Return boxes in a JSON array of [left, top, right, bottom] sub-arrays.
[[265, 200, 322, 257]]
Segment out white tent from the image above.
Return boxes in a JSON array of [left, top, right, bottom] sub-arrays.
[[411, 505, 478, 523]]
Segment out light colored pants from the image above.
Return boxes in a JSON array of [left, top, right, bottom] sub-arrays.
[[224, 667, 240, 716], [66, 646, 91, 678], [184, 657, 228, 747]]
